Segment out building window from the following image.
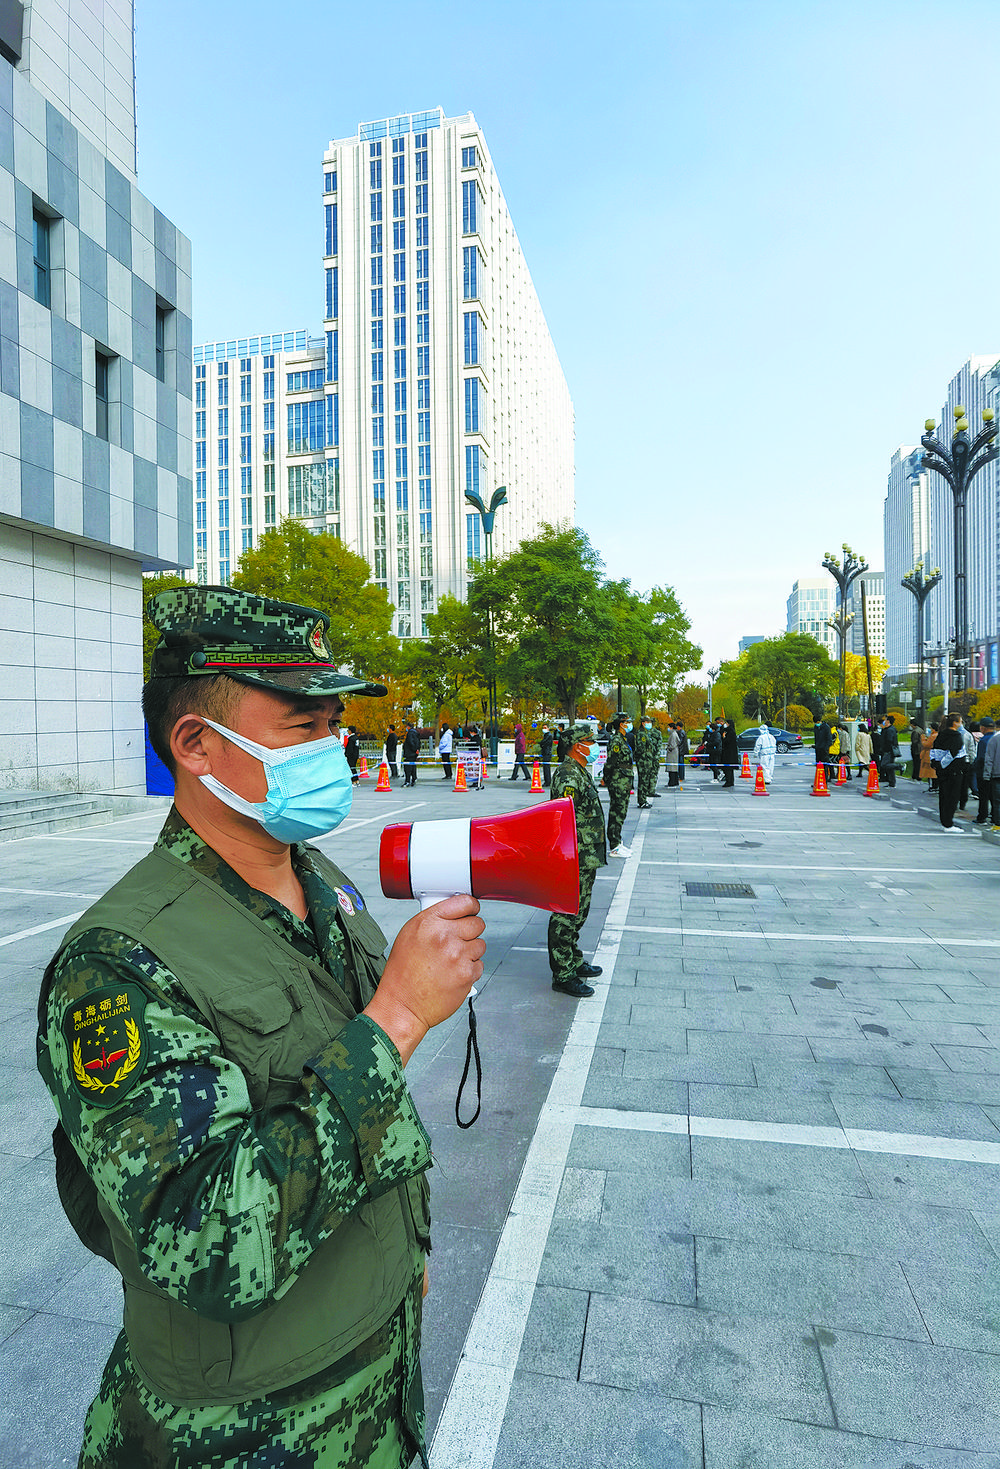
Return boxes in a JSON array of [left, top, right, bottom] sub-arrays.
[[462, 145, 477, 169], [32, 208, 50, 307], [155, 304, 169, 382], [287, 399, 326, 454], [95, 351, 110, 440], [325, 202, 338, 256], [465, 444, 482, 498], [463, 312, 480, 367], [464, 377, 480, 434], [326, 266, 338, 319], [467, 513, 482, 567], [462, 180, 482, 235], [324, 169, 337, 193]]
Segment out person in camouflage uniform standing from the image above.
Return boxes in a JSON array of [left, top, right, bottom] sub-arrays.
[[604, 711, 634, 857], [647, 719, 663, 797], [36, 586, 487, 1469], [547, 723, 608, 997], [633, 717, 658, 808]]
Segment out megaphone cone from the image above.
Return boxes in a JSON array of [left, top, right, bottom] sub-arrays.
[[380, 798, 580, 914]]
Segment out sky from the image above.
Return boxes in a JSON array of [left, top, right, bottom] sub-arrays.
[[134, 0, 1000, 679]]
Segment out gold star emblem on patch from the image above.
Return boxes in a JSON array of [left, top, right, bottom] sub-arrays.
[[308, 620, 329, 659]]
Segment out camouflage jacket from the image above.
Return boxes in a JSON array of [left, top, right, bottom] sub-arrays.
[[633, 727, 658, 768], [551, 757, 608, 870], [603, 729, 634, 782], [36, 807, 431, 1403]]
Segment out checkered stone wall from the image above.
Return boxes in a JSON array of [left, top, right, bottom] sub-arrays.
[[0, 29, 192, 793]]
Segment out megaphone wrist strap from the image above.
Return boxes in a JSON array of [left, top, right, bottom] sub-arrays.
[[455, 996, 482, 1130]]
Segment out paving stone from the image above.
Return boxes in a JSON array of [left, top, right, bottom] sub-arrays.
[[690, 1136, 871, 1198], [703, 1403, 1000, 1468], [750, 1058, 898, 1098], [935, 1045, 1000, 1074], [495, 1374, 704, 1469], [0, 1311, 117, 1469], [515, 1283, 589, 1380], [580, 1294, 834, 1424], [853, 1150, 1000, 1210], [819, 1328, 1000, 1451], [900, 1256, 1000, 1353], [686, 1032, 814, 1060], [554, 1167, 605, 1223], [539, 1218, 695, 1305], [831, 1093, 1000, 1142], [580, 1075, 690, 1112], [620, 1050, 757, 1084], [886, 1067, 1000, 1105], [688, 1082, 841, 1126], [695, 1237, 928, 1341], [567, 1125, 691, 1178]]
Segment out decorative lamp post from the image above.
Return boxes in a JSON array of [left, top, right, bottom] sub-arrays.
[[706, 666, 719, 724], [822, 545, 867, 718], [920, 406, 998, 693], [464, 485, 508, 759], [900, 560, 942, 729]]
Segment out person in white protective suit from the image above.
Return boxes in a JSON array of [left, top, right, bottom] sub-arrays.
[[753, 723, 777, 784]]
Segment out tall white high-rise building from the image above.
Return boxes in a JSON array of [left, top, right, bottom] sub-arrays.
[[883, 446, 933, 680], [322, 109, 574, 637], [846, 571, 885, 661], [191, 331, 329, 585], [786, 577, 838, 657]]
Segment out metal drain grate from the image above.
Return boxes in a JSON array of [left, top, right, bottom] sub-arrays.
[[684, 882, 757, 898]]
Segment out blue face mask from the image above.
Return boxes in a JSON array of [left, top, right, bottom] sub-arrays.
[[625, 722, 634, 733], [199, 719, 354, 843], [585, 743, 600, 764]]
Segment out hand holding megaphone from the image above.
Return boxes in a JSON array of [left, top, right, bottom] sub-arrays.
[[365, 894, 487, 1067], [373, 801, 580, 1123]]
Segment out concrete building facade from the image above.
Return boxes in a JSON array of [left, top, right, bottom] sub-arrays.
[[846, 570, 885, 661], [1, 0, 192, 792]]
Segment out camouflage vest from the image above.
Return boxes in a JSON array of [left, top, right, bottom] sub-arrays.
[[37, 845, 428, 1407]]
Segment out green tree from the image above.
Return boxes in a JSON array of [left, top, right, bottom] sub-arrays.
[[232, 520, 398, 677], [722, 633, 836, 724], [598, 582, 701, 716], [141, 571, 190, 680], [469, 523, 613, 723], [399, 594, 488, 739]]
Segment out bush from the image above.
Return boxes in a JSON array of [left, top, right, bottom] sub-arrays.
[[783, 703, 813, 732]]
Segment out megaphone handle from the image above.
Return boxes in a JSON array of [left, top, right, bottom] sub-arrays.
[[417, 891, 478, 996], [415, 889, 482, 1123]]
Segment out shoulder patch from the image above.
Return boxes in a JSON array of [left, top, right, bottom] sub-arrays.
[[63, 984, 148, 1108]]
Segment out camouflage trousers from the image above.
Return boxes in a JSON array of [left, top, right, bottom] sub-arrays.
[[605, 775, 631, 849], [547, 865, 597, 982], [636, 759, 658, 804], [78, 1259, 427, 1469]]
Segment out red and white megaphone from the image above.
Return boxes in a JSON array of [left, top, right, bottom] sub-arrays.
[[379, 798, 579, 914]]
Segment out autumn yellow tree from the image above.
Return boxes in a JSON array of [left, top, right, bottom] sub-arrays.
[[843, 651, 889, 713]]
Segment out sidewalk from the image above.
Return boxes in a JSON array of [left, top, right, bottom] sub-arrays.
[[434, 758, 1000, 1468], [4, 761, 1000, 1466]]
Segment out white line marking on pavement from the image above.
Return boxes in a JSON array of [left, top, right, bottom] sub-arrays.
[[573, 1108, 1000, 1165], [0, 912, 85, 947], [429, 817, 648, 1468], [510, 946, 548, 952], [615, 925, 1000, 948], [641, 861, 1000, 875]]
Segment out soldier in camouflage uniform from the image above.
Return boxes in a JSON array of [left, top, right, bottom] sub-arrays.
[[547, 723, 608, 997], [603, 712, 635, 857], [36, 586, 487, 1469], [633, 718, 658, 808], [647, 720, 662, 797]]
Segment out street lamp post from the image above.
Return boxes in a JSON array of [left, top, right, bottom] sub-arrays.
[[900, 561, 942, 730], [822, 545, 867, 719], [464, 485, 508, 761], [920, 406, 997, 694], [706, 666, 719, 724]]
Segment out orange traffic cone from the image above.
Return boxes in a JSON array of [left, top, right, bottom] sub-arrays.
[[359, 756, 370, 780], [863, 760, 880, 797], [480, 754, 488, 782], [454, 761, 468, 793], [836, 757, 847, 785], [811, 761, 831, 797], [740, 751, 752, 779], [529, 759, 543, 793], [375, 761, 392, 792], [752, 763, 768, 796]]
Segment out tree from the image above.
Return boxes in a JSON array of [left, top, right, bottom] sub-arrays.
[[232, 520, 397, 677], [599, 582, 702, 715], [469, 523, 613, 724], [398, 594, 488, 740], [721, 634, 836, 724], [972, 685, 1000, 721], [843, 651, 889, 713], [671, 684, 709, 727], [141, 571, 191, 679]]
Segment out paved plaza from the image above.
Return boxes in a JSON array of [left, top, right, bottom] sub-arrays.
[[4, 756, 1000, 1467]]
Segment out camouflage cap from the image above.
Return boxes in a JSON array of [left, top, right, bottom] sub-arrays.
[[568, 721, 596, 743], [146, 585, 387, 698]]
